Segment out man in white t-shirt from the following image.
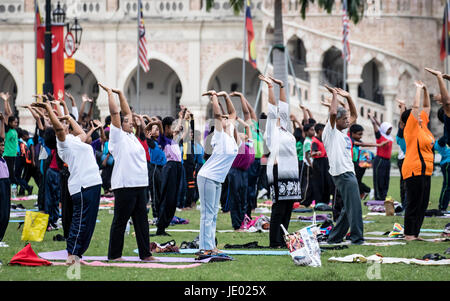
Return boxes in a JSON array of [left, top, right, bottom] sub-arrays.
[[322, 86, 364, 245]]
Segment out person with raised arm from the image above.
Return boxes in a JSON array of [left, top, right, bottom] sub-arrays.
[[395, 99, 408, 212], [154, 106, 184, 236], [0, 111, 11, 247], [196, 90, 240, 256], [367, 111, 393, 201], [98, 83, 157, 262], [31, 101, 102, 264], [322, 85, 364, 245], [259, 75, 301, 248], [425, 68, 450, 146], [400, 81, 434, 241], [230, 91, 263, 217]]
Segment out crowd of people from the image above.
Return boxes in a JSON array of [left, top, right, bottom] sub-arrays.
[[0, 68, 449, 262]]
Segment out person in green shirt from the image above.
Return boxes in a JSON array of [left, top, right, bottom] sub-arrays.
[[1, 92, 19, 188]]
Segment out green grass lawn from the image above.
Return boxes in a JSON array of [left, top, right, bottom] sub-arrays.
[[0, 176, 448, 281]]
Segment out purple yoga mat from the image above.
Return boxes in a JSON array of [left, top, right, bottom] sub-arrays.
[[298, 214, 329, 221], [38, 250, 212, 263], [365, 201, 386, 206]]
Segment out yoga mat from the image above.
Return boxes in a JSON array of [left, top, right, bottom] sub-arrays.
[[9, 220, 24, 223], [11, 195, 38, 201], [156, 248, 290, 256], [51, 261, 201, 269], [291, 220, 375, 224], [38, 250, 212, 263], [328, 254, 450, 266], [364, 237, 439, 242], [149, 228, 235, 233], [10, 208, 38, 212], [292, 208, 313, 213], [366, 231, 441, 237], [319, 241, 405, 246]]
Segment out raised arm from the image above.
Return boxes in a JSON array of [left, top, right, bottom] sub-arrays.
[[396, 99, 407, 115], [422, 83, 431, 116], [259, 75, 276, 106], [237, 117, 252, 141], [0, 113, 4, 139], [78, 95, 88, 123], [98, 83, 121, 129], [336, 88, 357, 125], [411, 81, 423, 120], [202, 91, 222, 132], [32, 102, 66, 142], [299, 105, 309, 125], [0, 92, 12, 123], [24, 105, 45, 131], [111, 88, 132, 118], [268, 76, 286, 103], [217, 91, 237, 120], [230, 92, 251, 122], [325, 85, 338, 129], [425, 68, 450, 113], [367, 112, 379, 134]]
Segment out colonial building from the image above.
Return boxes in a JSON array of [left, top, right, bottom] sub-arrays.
[[0, 0, 446, 145]]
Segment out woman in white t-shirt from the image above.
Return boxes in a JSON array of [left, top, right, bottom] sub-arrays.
[[259, 75, 301, 248], [98, 83, 158, 262], [197, 90, 240, 256], [31, 101, 102, 265]]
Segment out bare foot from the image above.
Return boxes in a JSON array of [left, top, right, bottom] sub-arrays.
[[142, 256, 160, 262], [109, 257, 125, 261], [414, 236, 425, 241], [404, 235, 417, 241]]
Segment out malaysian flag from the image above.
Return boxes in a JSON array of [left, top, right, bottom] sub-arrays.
[[342, 0, 351, 62], [138, 0, 150, 72]]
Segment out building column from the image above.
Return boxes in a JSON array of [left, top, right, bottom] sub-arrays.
[[383, 88, 396, 125], [100, 30, 117, 121], [304, 66, 321, 106], [347, 75, 363, 109], [19, 38, 36, 132]]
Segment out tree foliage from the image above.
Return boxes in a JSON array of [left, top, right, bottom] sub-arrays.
[[205, 0, 365, 24]]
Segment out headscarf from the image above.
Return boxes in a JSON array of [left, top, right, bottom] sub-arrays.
[[379, 122, 393, 142]]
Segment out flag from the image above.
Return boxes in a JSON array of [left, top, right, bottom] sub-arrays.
[[342, 0, 351, 63], [35, 1, 45, 94], [440, 2, 450, 61], [138, 0, 150, 72], [52, 25, 65, 100], [246, 0, 257, 69]]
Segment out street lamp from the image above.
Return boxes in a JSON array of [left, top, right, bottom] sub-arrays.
[[52, 1, 65, 24], [70, 17, 83, 50]]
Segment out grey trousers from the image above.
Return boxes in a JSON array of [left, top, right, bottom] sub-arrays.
[[327, 172, 364, 244]]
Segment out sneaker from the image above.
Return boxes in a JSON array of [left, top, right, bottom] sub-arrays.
[[369, 189, 374, 200]]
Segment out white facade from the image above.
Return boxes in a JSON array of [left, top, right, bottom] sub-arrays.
[[0, 0, 446, 145]]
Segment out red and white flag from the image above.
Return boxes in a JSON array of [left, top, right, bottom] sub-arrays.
[[342, 0, 351, 63], [138, 0, 150, 72]]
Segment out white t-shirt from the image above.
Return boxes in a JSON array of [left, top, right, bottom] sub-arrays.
[[197, 127, 239, 183], [322, 120, 355, 177], [109, 124, 149, 189], [57, 134, 102, 195]]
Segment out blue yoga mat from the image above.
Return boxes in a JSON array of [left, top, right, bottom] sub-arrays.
[[291, 220, 375, 224], [134, 248, 289, 256]]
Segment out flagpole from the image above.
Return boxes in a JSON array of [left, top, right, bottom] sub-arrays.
[[446, 1, 449, 91], [343, 0, 347, 90], [137, 0, 141, 113], [34, 0, 37, 95], [242, 1, 247, 98]]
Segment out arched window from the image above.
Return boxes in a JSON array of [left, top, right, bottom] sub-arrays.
[[321, 47, 346, 89], [287, 36, 309, 81], [359, 59, 384, 105]]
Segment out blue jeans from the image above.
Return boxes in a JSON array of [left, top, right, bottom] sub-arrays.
[[198, 175, 221, 250]]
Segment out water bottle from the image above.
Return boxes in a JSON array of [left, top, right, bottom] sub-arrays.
[[125, 219, 131, 235], [11, 184, 17, 199]]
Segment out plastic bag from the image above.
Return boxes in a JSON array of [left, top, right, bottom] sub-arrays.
[[281, 222, 322, 267], [21, 211, 49, 242]]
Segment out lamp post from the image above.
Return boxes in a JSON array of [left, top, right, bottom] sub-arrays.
[[42, 1, 81, 95]]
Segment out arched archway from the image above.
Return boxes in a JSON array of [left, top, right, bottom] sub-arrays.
[[359, 59, 384, 105], [205, 58, 261, 119], [125, 59, 182, 117], [0, 64, 18, 115], [320, 46, 345, 88], [287, 35, 309, 81], [64, 60, 100, 119], [397, 71, 414, 103]]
